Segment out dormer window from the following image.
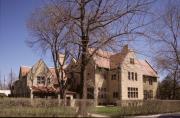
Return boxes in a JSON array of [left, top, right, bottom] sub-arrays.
[[130, 58, 134, 64]]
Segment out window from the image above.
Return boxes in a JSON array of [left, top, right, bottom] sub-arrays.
[[135, 73, 137, 81], [98, 87, 100, 91], [101, 94, 104, 99], [149, 79, 153, 85], [37, 76, 45, 84], [111, 74, 116, 80], [131, 72, 134, 80], [128, 72, 131, 80], [128, 87, 138, 98], [87, 88, 94, 99], [113, 92, 118, 98], [149, 90, 153, 98], [104, 88, 106, 92], [103, 73, 107, 79], [98, 93, 101, 98], [128, 72, 137, 81], [98, 88, 107, 99], [143, 78, 146, 83], [144, 90, 153, 100], [144, 90, 147, 100], [130, 58, 134, 64]]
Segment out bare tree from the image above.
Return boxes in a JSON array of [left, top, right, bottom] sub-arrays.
[[27, 3, 71, 99], [51, 0, 153, 115], [148, 1, 180, 99], [7, 69, 16, 95], [27, 0, 153, 115]]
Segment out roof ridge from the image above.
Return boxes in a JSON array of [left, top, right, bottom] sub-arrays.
[[144, 60, 157, 74]]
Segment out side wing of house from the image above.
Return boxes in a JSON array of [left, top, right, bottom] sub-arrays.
[[138, 60, 158, 100], [27, 60, 54, 88]]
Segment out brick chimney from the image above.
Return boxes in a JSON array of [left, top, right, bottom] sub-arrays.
[[121, 44, 129, 54]]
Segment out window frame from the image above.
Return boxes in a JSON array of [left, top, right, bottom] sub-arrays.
[[37, 76, 45, 85], [128, 72, 131, 80], [135, 73, 137, 81], [130, 58, 135, 64], [131, 72, 134, 80], [128, 87, 138, 98], [111, 74, 116, 80]]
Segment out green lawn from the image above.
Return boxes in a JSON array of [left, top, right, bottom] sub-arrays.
[[91, 101, 180, 117], [91, 106, 121, 116]]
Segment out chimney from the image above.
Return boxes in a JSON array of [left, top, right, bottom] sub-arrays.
[[58, 53, 65, 64], [122, 44, 129, 54]]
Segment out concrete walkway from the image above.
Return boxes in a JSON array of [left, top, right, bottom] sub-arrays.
[[88, 112, 180, 118], [88, 113, 110, 117], [134, 112, 180, 118]]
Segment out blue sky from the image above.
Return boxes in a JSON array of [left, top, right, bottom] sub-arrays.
[[0, 0, 167, 82], [0, 0, 53, 81]]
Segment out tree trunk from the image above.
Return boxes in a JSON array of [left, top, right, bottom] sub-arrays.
[[172, 70, 177, 100], [78, 35, 88, 116]]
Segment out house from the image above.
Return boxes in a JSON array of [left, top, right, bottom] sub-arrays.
[[0, 90, 11, 96], [12, 59, 76, 100], [66, 45, 158, 105]]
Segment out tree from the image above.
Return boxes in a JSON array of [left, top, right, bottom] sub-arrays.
[[54, 0, 153, 115], [148, 1, 180, 99], [8, 69, 16, 89], [158, 74, 180, 100], [7, 69, 16, 96], [27, 3, 71, 99], [28, 0, 154, 116]]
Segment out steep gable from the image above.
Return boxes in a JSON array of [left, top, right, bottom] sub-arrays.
[[137, 60, 158, 77]]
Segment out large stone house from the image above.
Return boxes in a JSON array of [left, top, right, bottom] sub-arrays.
[[12, 45, 158, 106], [66, 45, 158, 105]]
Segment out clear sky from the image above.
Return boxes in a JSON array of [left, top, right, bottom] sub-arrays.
[[0, 0, 167, 82], [0, 0, 53, 81]]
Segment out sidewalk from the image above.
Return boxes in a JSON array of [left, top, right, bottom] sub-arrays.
[[134, 112, 180, 118], [88, 113, 110, 117], [88, 112, 180, 118]]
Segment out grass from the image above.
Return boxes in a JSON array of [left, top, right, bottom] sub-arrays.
[[91, 100, 180, 117], [1, 98, 180, 117], [90, 106, 121, 116], [0, 98, 77, 117]]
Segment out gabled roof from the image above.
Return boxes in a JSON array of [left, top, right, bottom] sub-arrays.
[[137, 60, 158, 77], [88, 48, 114, 69], [87, 45, 157, 77]]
